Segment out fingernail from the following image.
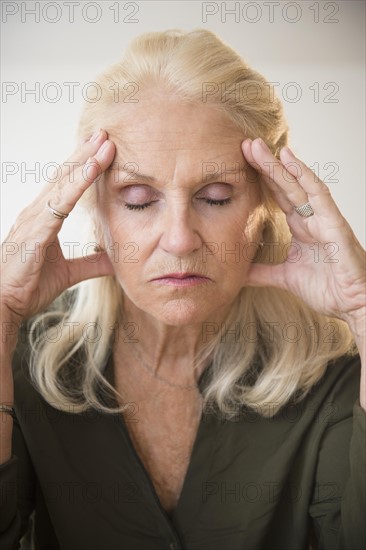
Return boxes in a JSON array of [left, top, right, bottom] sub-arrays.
[[96, 140, 109, 159], [90, 129, 103, 142], [282, 146, 295, 158], [258, 138, 270, 151]]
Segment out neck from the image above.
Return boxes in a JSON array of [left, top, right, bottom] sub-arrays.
[[112, 296, 230, 388]]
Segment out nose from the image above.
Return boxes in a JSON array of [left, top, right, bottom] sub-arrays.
[[159, 199, 202, 257]]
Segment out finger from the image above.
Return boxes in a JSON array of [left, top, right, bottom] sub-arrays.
[[279, 146, 344, 221], [242, 139, 294, 214], [44, 139, 116, 219], [245, 261, 286, 290], [250, 139, 309, 212], [10, 139, 116, 251], [39, 129, 109, 198], [67, 250, 116, 287]]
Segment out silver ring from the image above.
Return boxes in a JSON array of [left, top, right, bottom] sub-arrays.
[[294, 202, 314, 217], [46, 200, 69, 220]]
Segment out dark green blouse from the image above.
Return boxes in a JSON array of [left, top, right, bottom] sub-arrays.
[[1, 334, 365, 550]]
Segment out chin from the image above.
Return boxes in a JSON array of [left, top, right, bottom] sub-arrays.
[[150, 298, 214, 327]]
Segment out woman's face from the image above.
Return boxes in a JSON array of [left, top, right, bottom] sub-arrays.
[[98, 98, 264, 326]]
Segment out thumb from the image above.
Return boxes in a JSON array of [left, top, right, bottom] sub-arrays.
[[66, 251, 115, 287], [245, 262, 286, 289]]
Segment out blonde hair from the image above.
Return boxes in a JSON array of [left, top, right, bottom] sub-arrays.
[[27, 29, 355, 419]]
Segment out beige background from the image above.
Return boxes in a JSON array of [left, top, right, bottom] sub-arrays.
[[1, 0, 365, 251]]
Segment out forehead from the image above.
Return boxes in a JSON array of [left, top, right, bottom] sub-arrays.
[[105, 98, 245, 158]]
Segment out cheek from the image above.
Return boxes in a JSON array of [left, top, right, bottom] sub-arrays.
[[104, 204, 142, 244], [97, 213, 146, 268], [102, 213, 153, 273], [208, 209, 263, 275], [209, 207, 255, 247]]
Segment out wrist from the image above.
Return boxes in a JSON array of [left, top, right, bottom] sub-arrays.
[[343, 307, 366, 338], [0, 306, 21, 352]]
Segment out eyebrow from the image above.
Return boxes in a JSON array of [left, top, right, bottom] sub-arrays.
[[109, 163, 246, 185]]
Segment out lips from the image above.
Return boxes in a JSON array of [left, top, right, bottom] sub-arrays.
[[150, 272, 211, 288], [151, 272, 210, 281]]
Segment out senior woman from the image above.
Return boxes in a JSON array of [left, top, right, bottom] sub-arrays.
[[0, 29, 365, 550]]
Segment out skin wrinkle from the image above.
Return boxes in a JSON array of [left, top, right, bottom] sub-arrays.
[[97, 99, 265, 385], [92, 100, 270, 514]]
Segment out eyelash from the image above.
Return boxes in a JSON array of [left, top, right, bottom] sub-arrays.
[[124, 198, 232, 211]]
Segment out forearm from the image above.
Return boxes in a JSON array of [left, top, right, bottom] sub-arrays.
[[345, 310, 366, 412], [360, 363, 365, 412], [356, 335, 365, 412], [0, 313, 20, 465], [0, 350, 15, 465]]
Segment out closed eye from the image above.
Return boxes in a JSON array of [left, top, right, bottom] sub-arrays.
[[124, 202, 156, 211], [201, 198, 231, 206], [124, 197, 232, 211]]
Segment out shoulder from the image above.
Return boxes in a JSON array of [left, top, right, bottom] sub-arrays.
[[308, 352, 361, 408], [282, 352, 362, 429]]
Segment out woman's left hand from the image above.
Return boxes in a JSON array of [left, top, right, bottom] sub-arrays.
[[242, 138, 366, 332]]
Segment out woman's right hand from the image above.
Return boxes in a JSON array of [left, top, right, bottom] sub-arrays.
[[0, 129, 116, 329]]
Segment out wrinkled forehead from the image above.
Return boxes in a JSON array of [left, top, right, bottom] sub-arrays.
[[107, 138, 249, 190], [109, 132, 245, 164], [103, 101, 247, 186], [105, 98, 245, 154]]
